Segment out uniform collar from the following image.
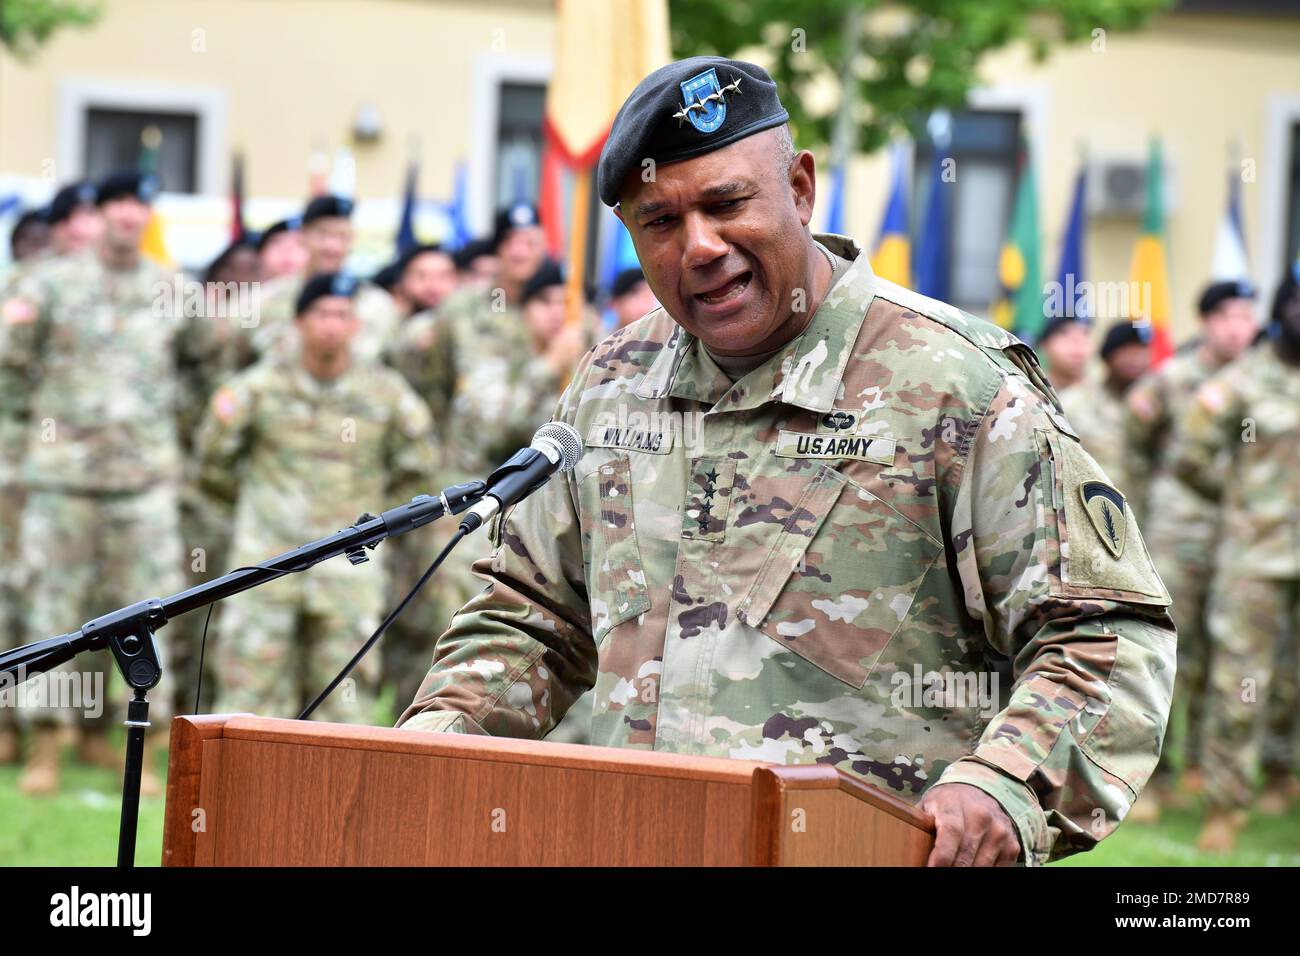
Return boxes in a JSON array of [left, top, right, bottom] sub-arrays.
[[635, 233, 875, 413]]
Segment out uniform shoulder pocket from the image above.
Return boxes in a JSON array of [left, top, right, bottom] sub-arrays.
[[1036, 426, 1170, 605]]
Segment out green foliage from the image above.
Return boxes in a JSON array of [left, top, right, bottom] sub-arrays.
[[0, 0, 101, 61], [668, 0, 1173, 153]]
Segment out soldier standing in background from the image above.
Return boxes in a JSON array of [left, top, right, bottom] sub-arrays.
[[249, 195, 400, 366], [0, 208, 53, 765], [1034, 314, 1092, 394], [195, 273, 435, 724], [255, 217, 307, 282], [1172, 271, 1300, 852], [0, 171, 210, 795], [606, 267, 659, 331], [378, 243, 459, 714], [1058, 320, 1152, 501], [1123, 280, 1259, 821]]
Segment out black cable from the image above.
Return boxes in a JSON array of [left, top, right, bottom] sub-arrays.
[[298, 526, 468, 721]]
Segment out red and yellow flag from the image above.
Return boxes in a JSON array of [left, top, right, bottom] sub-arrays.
[[1129, 139, 1172, 366]]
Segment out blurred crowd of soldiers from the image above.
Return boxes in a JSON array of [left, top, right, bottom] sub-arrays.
[[0, 172, 656, 798], [1036, 271, 1300, 852], [1, 169, 1297, 855]]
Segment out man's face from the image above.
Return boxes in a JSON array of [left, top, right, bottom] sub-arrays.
[[1107, 341, 1150, 388], [1043, 322, 1091, 382], [260, 231, 308, 279], [496, 226, 546, 288], [523, 285, 568, 343], [615, 128, 817, 356], [613, 280, 658, 329], [54, 205, 103, 254], [99, 197, 151, 249], [1203, 297, 1257, 363], [400, 250, 458, 311], [297, 296, 359, 361], [303, 217, 352, 273]]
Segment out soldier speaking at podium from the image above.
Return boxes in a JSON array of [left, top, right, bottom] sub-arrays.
[[397, 57, 1177, 867]]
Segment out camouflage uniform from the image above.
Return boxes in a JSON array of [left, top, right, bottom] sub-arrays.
[[1170, 340, 1300, 809], [396, 236, 1178, 865], [0, 250, 211, 727], [194, 355, 436, 724], [1060, 376, 1135, 506], [1124, 348, 1222, 781]]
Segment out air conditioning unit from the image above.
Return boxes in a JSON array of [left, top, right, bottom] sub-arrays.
[[1087, 154, 1177, 219]]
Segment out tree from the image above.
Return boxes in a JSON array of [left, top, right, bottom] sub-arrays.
[[669, 0, 1172, 153], [0, 0, 100, 61]]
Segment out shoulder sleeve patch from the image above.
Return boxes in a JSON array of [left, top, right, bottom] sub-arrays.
[[1196, 380, 1230, 416], [211, 386, 241, 425], [1038, 427, 1170, 605], [2, 297, 37, 325]]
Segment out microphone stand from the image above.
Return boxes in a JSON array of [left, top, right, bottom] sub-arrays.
[[0, 481, 485, 868]]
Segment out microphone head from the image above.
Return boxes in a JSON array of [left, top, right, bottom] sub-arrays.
[[532, 421, 583, 472]]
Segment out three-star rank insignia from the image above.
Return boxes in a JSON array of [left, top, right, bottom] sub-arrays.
[[1080, 481, 1127, 559]]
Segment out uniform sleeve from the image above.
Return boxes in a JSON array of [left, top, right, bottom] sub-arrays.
[[390, 313, 458, 424], [383, 382, 438, 505], [192, 375, 257, 509], [395, 352, 598, 737], [937, 373, 1177, 866], [172, 311, 229, 453], [1168, 373, 1239, 504], [0, 271, 52, 467]]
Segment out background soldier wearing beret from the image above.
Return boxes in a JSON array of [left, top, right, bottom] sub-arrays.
[[195, 272, 436, 724], [1122, 279, 1260, 821], [1170, 271, 1300, 851], [396, 57, 1178, 866], [245, 194, 400, 367], [0, 170, 216, 795], [1058, 319, 1152, 506]]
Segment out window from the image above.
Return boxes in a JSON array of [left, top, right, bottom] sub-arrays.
[[912, 109, 1022, 312], [495, 83, 545, 208], [83, 108, 199, 194]]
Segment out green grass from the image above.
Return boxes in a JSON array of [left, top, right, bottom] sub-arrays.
[[0, 758, 166, 867]]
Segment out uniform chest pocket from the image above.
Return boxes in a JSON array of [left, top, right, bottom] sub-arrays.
[[737, 464, 943, 688], [580, 454, 651, 644]]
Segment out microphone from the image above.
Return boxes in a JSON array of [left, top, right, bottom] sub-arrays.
[[459, 421, 584, 534]]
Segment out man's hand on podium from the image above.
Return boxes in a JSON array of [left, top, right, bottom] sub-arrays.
[[920, 783, 1023, 867]]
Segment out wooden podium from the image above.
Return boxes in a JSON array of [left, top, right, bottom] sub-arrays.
[[162, 715, 935, 866]]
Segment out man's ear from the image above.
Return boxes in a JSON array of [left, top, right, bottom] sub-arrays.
[[613, 205, 626, 226], [790, 150, 817, 227]]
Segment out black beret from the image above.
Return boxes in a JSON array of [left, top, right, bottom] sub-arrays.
[[492, 203, 540, 248], [1198, 279, 1256, 316], [48, 181, 97, 223], [302, 194, 354, 225], [255, 216, 301, 252], [396, 243, 451, 278], [610, 267, 646, 299], [1035, 314, 1088, 347], [1100, 320, 1153, 359], [597, 56, 791, 207], [521, 260, 564, 305], [453, 237, 495, 270], [295, 272, 360, 315], [96, 170, 159, 206]]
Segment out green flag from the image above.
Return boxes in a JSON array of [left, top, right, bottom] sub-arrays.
[[992, 145, 1043, 341]]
